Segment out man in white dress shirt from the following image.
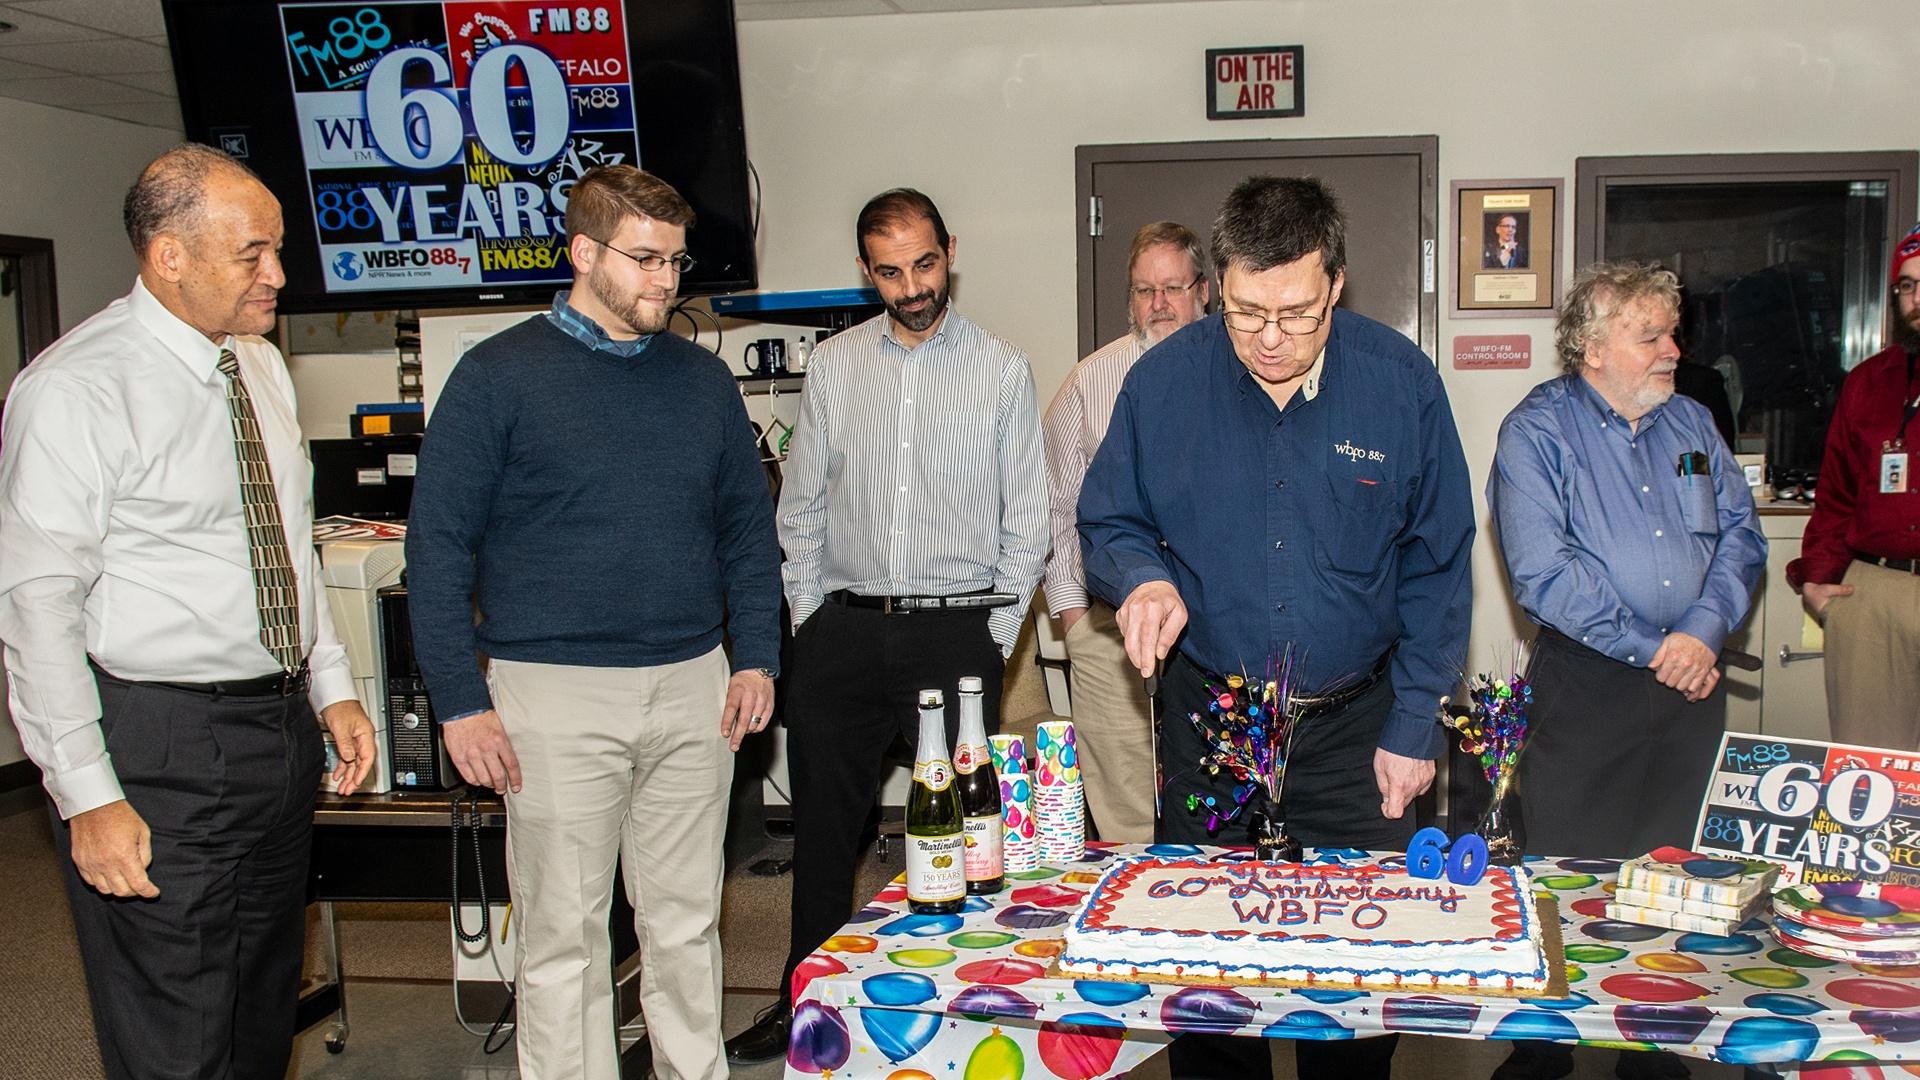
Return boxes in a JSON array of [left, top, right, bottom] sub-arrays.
[[0, 143, 374, 1080], [726, 188, 1048, 1064], [1042, 221, 1210, 843]]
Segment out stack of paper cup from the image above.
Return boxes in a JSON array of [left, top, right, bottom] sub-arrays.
[[989, 734, 1038, 872], [1032, 720, 1086, 861]]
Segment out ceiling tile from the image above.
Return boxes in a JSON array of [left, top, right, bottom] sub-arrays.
[[79, 97, 182, 128], [101, 69, 174, 94], [6, 0, 166, 38], [0, 36, 171, 74], [888, 0, 1080, 9], [736, 0, 899, 18], [0, 5, 115, 44], [0, 53, 58, 77], [0, 72, 159, 105]]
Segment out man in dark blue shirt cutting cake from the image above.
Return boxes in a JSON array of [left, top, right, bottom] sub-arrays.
[[1079, 175, 1475, 1080], [406, 165, 781, 1080]]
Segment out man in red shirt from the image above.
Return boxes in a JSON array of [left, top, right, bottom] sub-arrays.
[[1787, 221, 1920, 749]]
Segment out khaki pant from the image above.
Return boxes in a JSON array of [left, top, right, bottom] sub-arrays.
[[1824, 561, 1920, 751], [488, 648, 733, 1080], [1063, 602, 1158, 843]]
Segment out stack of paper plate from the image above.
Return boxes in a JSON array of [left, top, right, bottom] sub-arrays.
[[1772, 882, 1920, 963]]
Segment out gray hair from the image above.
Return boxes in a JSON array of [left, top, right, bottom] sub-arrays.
[[123, 143, 262, 255], [1129, 221, 1211, 290], [1555, 262, 1682, 375], [1210, 175, 1345, 281]]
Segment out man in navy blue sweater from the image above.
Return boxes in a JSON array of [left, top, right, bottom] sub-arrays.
[[406, 166, 781, 1080]]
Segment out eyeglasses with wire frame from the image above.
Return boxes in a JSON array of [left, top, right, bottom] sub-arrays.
[[1895, 277, 1920, 299], [589, 235, 696, 274], [1220, 292, 1333, 337], [1128, 276, 1205, 303]]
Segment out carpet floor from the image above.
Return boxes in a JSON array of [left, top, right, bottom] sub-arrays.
[[0, 634, 1062, 1080]]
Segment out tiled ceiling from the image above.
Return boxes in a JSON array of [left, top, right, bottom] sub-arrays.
[[0, 0, 179, 129], [0, 0, 1192, 129]]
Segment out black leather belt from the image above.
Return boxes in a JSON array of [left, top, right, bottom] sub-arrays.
[[1288, 650, 1393, 720], [1181, 649, 1391, 721], [1860, 555, 1920, 574], [826, 589, 1006, 614], [103, 661, 312, 698]]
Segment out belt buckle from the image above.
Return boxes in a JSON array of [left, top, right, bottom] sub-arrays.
[[281, 665, 309, 697]]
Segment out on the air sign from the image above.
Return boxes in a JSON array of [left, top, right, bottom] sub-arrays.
[[1206, 45, 1305, 120]]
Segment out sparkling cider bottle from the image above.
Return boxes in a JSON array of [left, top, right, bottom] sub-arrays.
[[906, 690, 966, 914]]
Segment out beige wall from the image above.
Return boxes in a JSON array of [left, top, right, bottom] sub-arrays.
[[0, 97, 181, 337], [7, 1, 1915, 770], [724, 0, 1915, 676], [0, 98, 181, 770]]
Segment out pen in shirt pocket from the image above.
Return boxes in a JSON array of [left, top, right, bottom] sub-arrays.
[[1676, 450, 1709, 478]]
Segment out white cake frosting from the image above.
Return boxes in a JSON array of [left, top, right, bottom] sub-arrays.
[[1059, 857, 1548, 993]]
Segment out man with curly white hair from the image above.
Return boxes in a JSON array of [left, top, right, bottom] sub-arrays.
[[1487, 261, 1767, 1080]]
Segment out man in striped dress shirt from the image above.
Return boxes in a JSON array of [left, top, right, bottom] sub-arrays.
[[1041, 221, 1210, 843], [727, 188, 1048, 1064]]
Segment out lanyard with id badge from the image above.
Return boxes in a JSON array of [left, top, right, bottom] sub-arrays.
[[1885, 350, 1917, 495]]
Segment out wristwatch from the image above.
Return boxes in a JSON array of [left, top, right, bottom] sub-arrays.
[[752, 667, 777, 680]]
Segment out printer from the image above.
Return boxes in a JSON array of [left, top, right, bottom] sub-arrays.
[[319, 539, 405, 794]]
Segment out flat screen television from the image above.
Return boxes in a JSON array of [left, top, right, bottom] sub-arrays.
[[161, 0, 756, 313]]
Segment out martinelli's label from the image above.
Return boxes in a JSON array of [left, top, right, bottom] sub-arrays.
[[907, 833, 966, 901], [913, 759, 953, 791], [964, 815, 1004, 880], [955, 741, 988, 772]]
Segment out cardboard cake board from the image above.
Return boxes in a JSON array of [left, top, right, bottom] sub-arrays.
[[1047, 895, 1570, 1002]]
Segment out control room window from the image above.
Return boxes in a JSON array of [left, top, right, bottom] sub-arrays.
[[1575, 152, 1918, 490]]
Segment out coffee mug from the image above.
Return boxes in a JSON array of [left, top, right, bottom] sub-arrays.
[[789, 337, 811, 374], [744, 337, 786, 376]]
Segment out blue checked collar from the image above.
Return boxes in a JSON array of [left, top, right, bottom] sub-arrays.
[[546, 290, 655, 359]]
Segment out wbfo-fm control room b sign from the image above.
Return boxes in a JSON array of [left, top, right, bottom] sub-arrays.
[[1207, 45, 1305, 120]]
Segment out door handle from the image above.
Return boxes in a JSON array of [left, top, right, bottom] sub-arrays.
[[1779, 645, 1825, 666]]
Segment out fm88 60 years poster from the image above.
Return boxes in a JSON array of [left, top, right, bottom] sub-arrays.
[[1694, 732, 1920, 887], [278, 2, 638, 295]]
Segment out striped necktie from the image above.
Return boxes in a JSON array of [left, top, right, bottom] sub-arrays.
[[217, 349, 303, 673]]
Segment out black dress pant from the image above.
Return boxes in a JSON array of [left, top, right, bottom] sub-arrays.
[[1520, 627, 1727, 860], [779, 599, 1005, 1002], [1157, 651, 1416, 1080], [54, 668, 326, 1080], [1508, 628, 1727, 1079]]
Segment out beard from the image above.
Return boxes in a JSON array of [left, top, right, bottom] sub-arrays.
[[885, 283, 950, 334], [1132, 310, 1184, 345], [588, 266, 674, 336], [1632, 370, 1677, 415], [1895, 300, 1920, 351]]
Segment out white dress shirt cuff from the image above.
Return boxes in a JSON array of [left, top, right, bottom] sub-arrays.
[[46, 758, 126, 821], [307, 663, 358, 717]]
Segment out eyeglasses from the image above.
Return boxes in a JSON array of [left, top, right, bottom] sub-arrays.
[[1221, 292, 1333, 337], [1896, 278, 1920, 298], [590, 236, 695, 274], [1128, 276, 1204, 303]]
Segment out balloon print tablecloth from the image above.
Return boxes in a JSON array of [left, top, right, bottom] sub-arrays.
[[785, 844, 1920, 1079]]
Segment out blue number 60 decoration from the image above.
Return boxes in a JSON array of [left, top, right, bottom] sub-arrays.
[[1406, 827, 1489, 886]]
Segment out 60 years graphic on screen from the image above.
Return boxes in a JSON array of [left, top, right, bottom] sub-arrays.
[[1695, 732, 1920, 887], [278, 2, 637, 294]]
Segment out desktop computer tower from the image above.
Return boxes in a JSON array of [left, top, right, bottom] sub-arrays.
[[318, 539, 405, 794], [377, 585, 457, 790]]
